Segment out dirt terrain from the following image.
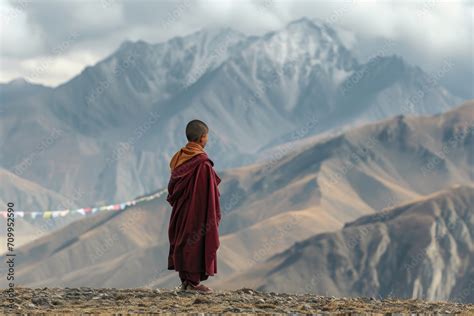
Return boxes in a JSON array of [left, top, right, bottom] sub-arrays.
[[1, 287, 473, 314]]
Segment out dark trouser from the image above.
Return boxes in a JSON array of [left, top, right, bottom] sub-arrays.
[[179, 270, 209, 286]]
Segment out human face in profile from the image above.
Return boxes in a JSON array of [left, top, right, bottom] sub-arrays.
[[199, 132, 208, 148]]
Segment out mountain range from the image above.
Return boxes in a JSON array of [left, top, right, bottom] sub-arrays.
[[3, 100, 472, 303], [0, 17, 463, 212], [215, 184, 474, 303]]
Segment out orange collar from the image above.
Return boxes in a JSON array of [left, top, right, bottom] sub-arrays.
[[169, 141, 206, 171]]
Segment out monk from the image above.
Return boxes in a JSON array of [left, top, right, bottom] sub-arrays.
[[166, 119, 222, 293]]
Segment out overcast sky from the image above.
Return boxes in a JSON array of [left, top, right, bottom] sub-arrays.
[[1, 0, 472, 98]]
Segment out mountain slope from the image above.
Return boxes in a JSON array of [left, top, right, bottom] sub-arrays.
[[213, 185, 474, 303], [217, 100, 473, 236], [0, 17, 463, 209], [5, 101, 473, 290], [0, 168, 84, 253], [3, 287, 474, 314], [0, 167, 72, 211]]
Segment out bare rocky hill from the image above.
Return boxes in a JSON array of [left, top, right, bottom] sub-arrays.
[[0, 17, 462, 211], [2, 287, 473, 314], [214, 185, 474, 303], [2, 101, 473, 295]]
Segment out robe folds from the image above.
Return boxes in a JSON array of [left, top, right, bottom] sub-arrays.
[[167, 152, 221, 276]]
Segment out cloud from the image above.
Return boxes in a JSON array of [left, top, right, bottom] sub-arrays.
[[0, 0, 472, 98]]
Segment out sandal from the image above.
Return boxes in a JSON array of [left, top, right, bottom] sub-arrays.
[[179, 280, 188, 291], [182, 280, 213, 294]]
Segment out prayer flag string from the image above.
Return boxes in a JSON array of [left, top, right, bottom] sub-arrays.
[[1, 189, 168, 220]]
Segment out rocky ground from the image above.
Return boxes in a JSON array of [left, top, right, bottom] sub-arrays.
[[1, 287, 473, 314]]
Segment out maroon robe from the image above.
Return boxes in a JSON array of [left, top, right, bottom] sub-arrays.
[[167, 152, 221, 276]]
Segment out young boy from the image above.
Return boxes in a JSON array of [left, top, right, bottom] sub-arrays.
[[166, 119, 222, 293]]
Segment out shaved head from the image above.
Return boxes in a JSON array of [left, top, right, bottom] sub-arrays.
[[186, 119, 209, 142]]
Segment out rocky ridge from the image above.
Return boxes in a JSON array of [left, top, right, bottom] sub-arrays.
[[1, 287, 473, 314]]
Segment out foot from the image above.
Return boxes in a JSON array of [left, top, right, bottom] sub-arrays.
[[179, 280, 188, 291], [182, 280, 213, 294]]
